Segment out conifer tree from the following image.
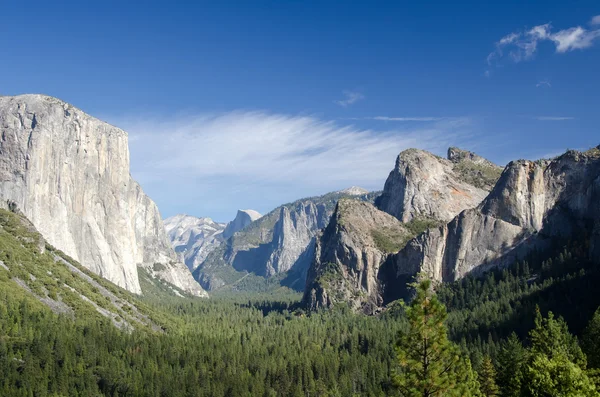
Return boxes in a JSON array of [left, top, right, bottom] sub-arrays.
[[393, 278, 481, 397], [522, 309, 599, 397], [477, 356, 499, 397], [583, 307, 600, 369], [496, 333, 525, 397]]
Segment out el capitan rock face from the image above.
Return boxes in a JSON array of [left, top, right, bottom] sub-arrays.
[[0, 94, 206, 297]]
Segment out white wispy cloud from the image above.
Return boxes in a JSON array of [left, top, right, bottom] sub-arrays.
[[534, 116, 575, 121], [334, 91, 364, 107], [536, 80, 551, 88], [345, 116, 444, 122], [552, 26, 600, 52], [371, 116, 442, 121], [111, 112, 475, 219], [486, 16, 600, 72]]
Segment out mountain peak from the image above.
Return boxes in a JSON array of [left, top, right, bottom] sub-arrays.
[[237, 209, 262, 220], [338, 186, 369, 195], [447, 147, 499, 168], [377, 148, 492, 223], [222, 209, 262, 239]]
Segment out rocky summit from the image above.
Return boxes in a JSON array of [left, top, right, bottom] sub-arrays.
[[164, 209, 260, 274], [376, 148, 502, 223], [222, 209, 262, 239], [391, 147, 600, 289], [0, 94, 206, 297], [303, 147, 503, 311], [303, 146, 600, 312], [303, 199, 410, 313]]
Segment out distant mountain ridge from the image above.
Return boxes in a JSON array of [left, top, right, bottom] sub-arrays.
[[164, 215, 226, 271], [222, 209, 262, 239], [164, 209, 261, 272], [194, 188, 379, 291]]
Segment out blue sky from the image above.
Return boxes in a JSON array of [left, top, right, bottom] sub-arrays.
[[1, 1, 599, 222]]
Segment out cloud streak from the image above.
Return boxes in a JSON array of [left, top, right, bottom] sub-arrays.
[[534, 116, 575, 121], [371, 116, 442, 121], [487, 16, 600, 72], [345, 116, 449, 122], [536, 80, 551, 88], [112, 112, 475, 219], [334, 91, 364, 107]]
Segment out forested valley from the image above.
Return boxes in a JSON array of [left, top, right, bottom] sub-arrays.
[[2, 225, 600, 396]]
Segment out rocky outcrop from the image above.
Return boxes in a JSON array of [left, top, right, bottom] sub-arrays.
[[338, 186, 370, 195], [391, 148, 600, 289], [222, 209, 262, 239], [264, 202, 328, 276], [447, 147, 503, 190], [196, 189, 379, 291], [301, 147, 600, 311], [0, 94, 206, 297], [376, 148, 501, 222], [164, 214, 226, 271], [303, 199, 410, 313]]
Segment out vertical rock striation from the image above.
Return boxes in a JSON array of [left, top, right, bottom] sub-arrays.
[[264, 202, 328, 276], [302, 147, 505, 311], [0, 94, 206, 296], [391, 148, 600, 289], [196, 189, 379, 290]]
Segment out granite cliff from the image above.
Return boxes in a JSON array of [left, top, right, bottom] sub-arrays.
[[391, 147, 600, 289], [376, 148, 502, 222], [304, 146, 600, 312], [303, 147, 502, 310], [222, 209, 262, 239], [0, 94, 205, 297], [303, 199, 410, 313], [164, 209, 260, 273]]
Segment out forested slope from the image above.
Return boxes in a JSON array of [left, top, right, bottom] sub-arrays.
[[2, 203, 600, 396]]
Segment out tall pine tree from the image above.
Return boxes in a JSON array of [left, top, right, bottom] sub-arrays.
[[393, 278, 481, 397], [496, 333, 525, 397], [477, 356, 499, 397]]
